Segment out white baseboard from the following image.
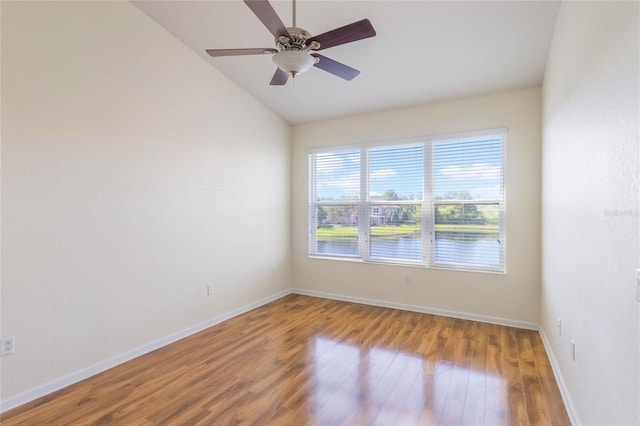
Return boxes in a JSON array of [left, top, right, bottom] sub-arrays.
[[291, 288, 539, 330], [0, 289, 291, 413], [538, 327, 581, 426]]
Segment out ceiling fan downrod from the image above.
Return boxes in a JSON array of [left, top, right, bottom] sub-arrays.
[[292, 0, 296, 28]]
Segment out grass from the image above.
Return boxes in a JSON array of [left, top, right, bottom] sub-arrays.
[[435, 224, 498, 233], [316, 223, 497, 241]]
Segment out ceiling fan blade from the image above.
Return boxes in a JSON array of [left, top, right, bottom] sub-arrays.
[[270, 68, 289, 86], [244, 0, 292, 39], [309, 19, 376, 51], [206, 48, 278, 57], [312, 54, 360, 81]]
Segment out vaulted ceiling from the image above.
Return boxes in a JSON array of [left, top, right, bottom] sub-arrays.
[[133, 1, 560, 124]]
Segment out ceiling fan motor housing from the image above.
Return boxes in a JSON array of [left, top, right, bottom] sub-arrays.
[[277, 27, 320, 52]]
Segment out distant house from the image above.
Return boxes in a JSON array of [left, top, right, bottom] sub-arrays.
[[324, 210, 358, 226], [370, 206, 400, 226]]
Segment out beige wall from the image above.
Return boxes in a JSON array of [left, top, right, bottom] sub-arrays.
[[541, 2, 639, 424], [0, 1, 290, 402], [292, 87, 542, 325]]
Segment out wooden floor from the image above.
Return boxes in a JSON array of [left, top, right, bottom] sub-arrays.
[[2, 294, 570, 425]]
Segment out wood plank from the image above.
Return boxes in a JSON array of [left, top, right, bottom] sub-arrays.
[[462, 321, 488, 425], [418, 360, 455, 425], [373, 352, 423, 425], [484, 323, 508, 425], [331, 346, 398, 425], [503, 327, 530, 426], [517, 330, 552, 426], [528, 331, 572, 425]]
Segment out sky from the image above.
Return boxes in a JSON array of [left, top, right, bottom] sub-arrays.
[[434, 137, 502, 200], [315, 137, 503, 202]]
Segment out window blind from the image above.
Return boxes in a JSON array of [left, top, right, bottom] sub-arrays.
[[310, 150, 360, 257], [432, 136, 505, 269], [367, 144, 423, 262]]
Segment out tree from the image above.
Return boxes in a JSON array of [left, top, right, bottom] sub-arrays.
[[433, 191, 486, 225], [437, 191, 473, 201], [316, 206, 327, 226], [435, 203, 485, 225], [382, 189, 400, 201]]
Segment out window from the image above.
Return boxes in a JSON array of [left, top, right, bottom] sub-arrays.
[[309, 129, 506, 272]]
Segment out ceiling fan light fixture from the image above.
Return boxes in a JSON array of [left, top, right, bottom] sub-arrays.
[[272, 51, 316, 77]]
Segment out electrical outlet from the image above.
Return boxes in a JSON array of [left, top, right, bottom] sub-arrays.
[[557, 318, 562, 335], [271, 268, 276, 278], [207, 285, 215, 296], [1, 337, 15, 356], [570, 340, 576, 361], [403, 275, 411, 285]]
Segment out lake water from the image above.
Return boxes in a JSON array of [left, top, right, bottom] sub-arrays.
[[317, 235, 499, 266]]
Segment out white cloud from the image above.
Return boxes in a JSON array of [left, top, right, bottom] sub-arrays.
[[370, 169, 396, 180], [316, 153, 344, 174], [470, 184, 501, 199], [441, 163, 500, 180], [319, 170, 361, 194], [344, 152, 360, 164]]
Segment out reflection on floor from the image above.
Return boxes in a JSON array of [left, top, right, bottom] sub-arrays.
[[1, 294, 570, 425], [310, 336, 508, 425]]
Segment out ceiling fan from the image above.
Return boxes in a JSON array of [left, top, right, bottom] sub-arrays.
[[206, 0, 376, 85]]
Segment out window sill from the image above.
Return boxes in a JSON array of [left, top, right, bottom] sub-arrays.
[[307, 255, 506, 274]]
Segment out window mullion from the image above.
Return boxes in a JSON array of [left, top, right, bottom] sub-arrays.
[[424, 142, 434, 266], [308, 153, 317, 255], [499, 134, 507, 268], [359, 147, 369, 259]]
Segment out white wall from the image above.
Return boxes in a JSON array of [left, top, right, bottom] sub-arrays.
[[292, 88, 542, 325], [0, 1, 290, 404], [541, 2, 639, 424]]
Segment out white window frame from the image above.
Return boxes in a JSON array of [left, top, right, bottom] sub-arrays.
[[308, 128, 507, 273]]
